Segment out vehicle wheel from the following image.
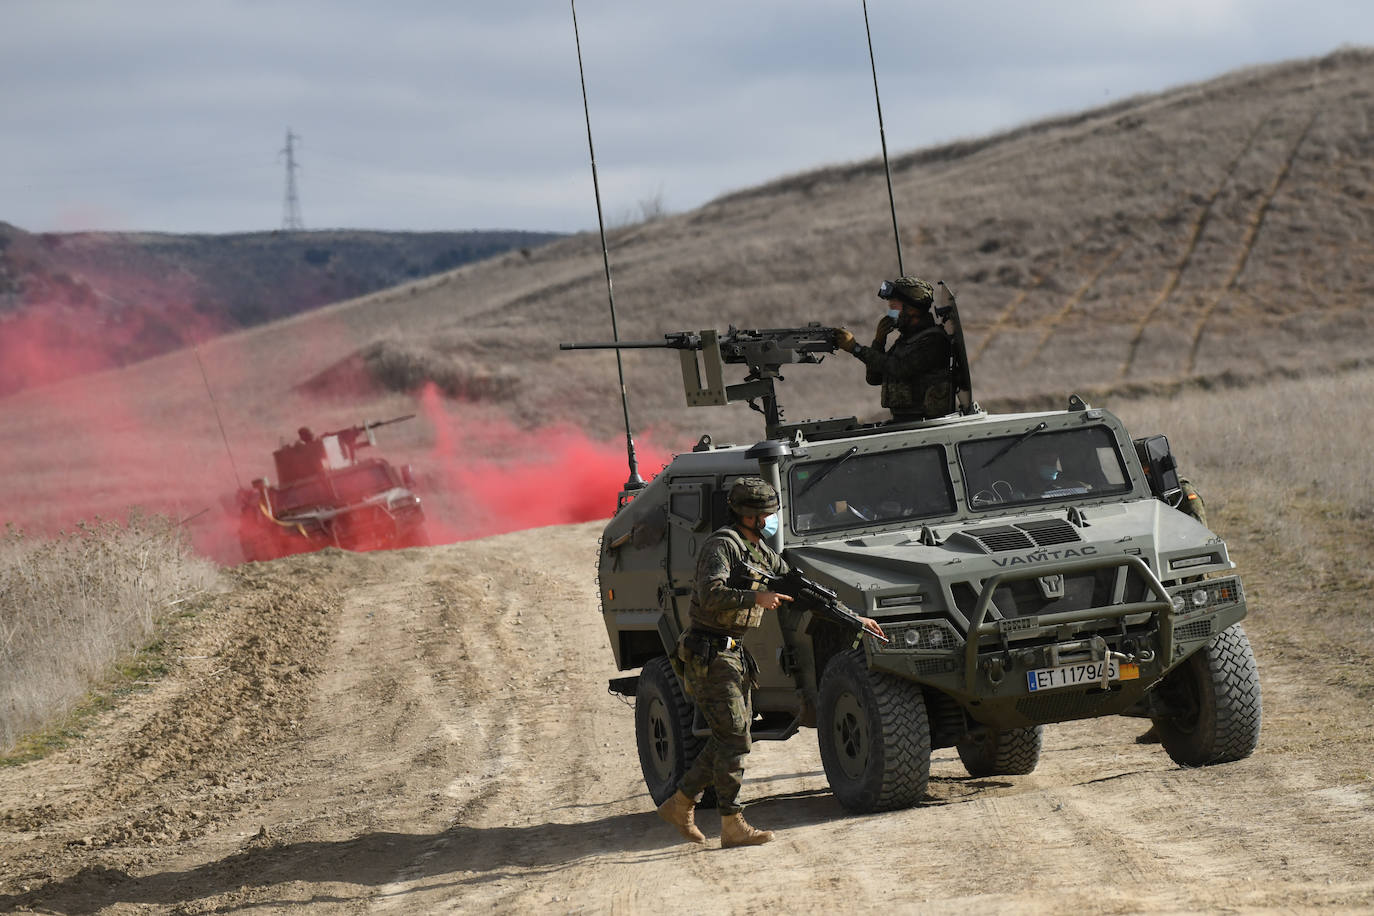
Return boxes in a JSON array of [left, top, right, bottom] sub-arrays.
[[956, 725, 1043, 777], [817, 649, 930, 813], [635, 656, 707, 807], [1151, 623, 1262, 767], [399, 524, 431, 549]]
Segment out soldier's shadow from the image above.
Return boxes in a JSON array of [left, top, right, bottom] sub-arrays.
[[1, 810, 676, 914], [5, 776, 1013, 913]]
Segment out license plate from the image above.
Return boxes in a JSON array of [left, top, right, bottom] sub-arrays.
[[1026, 659, 1139, 692]]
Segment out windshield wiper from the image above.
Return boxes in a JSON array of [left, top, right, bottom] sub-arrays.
[[796, 445, 859, 498], [981, 421, 1047, 469]]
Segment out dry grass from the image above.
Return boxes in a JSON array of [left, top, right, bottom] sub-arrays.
[[0, 512, 219, 756], [1112, 367, 1374, 521]]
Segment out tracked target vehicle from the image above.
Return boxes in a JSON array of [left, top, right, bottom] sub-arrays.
[[569, 315, 1261, 813], [235, 415, 427, 561]]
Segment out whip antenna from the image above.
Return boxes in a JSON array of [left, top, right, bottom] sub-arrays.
[[863, 0, 904, 276], [571, 0, 645, 496], [194, 345, 242, 490]]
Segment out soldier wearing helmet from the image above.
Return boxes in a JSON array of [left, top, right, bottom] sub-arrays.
[[657, 477, 882, 848], [833, 275, 953, 422], [657, 476, 789, 848]]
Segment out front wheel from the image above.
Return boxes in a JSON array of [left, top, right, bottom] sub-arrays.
[[957, 725, 1043, 777], [1150, 623, 1262, 766], [635, 656, 705, 806], [817, 649, 930, 812]]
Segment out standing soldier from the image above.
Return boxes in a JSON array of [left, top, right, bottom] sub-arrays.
[[657, 477, 792, 847], [833, 275, 953, 422]]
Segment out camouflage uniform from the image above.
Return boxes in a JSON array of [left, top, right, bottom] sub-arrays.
[[1177, 478, 1207, 527], [847, 276, 953, 421], [677, 526, 788, 816]]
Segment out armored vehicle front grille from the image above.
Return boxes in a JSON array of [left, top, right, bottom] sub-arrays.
[[958, 519, 1083, 554], [966, 525, 1035, 552], [911, 657, 961, 677], [1014, 518, 1081, 546], [953, 568, 1150, 623], [1176, 618, 1215, 642], [1016, 689, 1118, 723]]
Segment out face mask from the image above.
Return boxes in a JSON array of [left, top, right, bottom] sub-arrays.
[[886, 308, 901, 321], [761, 514, 779, 538], [1038, 466, 1060, 483]]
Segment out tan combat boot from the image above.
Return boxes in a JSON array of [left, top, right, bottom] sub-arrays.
[[720, 812, 774, 847], [656, 790, 706, 844]]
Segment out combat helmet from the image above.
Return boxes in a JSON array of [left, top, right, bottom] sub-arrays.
[[878, 275, 935, 308], [727, 476, 780, 515]]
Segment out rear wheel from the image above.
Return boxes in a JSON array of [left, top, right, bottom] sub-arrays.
[[957, 725, 1044, 777], [817, 649, 930, 812], [635, 656, 706, 806], [1151, 623, 1262, 766]]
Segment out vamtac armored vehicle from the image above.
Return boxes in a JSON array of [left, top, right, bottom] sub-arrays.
[[235, 415, 427, 561], [565, 302, 1261, 813]]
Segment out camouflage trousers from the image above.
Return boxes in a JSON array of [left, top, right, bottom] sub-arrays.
[[678, 646, 752, 815]]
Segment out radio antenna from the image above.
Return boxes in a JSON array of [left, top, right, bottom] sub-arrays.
[[570, 0, 645, 499], [862, 0, 904, 276], [193, 345, 243, 490]]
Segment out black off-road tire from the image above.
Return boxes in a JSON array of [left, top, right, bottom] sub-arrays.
[[635, 656, 707, 806], [956, 725, 1044, 777], [1151, 623, 1262, 767], [817, 650, 930, 813]]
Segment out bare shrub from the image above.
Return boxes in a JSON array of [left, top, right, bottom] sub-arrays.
[[298, 339, 520, 401], [0, 513, 219, 754]]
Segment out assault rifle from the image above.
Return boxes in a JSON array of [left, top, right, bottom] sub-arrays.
[[732, 561, 889, 643], [560, 324, 837, 437]]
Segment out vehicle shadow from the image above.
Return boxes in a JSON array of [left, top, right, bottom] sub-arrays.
[[4, 776, 1013, 912]]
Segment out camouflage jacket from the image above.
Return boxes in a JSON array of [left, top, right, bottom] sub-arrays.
[[1177, 478, 1207, 527], [851, 321, 952, 419], [688, 525, 789, 637]]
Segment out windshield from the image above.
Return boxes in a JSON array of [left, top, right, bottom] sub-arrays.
[[789, 445, 955, 534], [958, 426, 1132, 510]]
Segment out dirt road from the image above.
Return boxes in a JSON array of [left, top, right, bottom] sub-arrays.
[[3, 519, 1372, 914]]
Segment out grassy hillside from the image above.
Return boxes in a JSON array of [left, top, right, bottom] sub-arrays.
[[0, 225, 561, 396], [0, 48, 1371, 555]]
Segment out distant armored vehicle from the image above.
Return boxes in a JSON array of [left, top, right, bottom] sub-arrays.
[[236, 415, 427, 561], [567, 322, 1261, 812]]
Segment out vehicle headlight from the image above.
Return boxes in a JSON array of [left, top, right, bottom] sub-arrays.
[[1171, 595, 1187, 613]]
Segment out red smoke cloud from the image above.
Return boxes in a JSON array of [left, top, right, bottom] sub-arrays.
[[416, 383, 669, 541]]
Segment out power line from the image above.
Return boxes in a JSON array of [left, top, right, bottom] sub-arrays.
[[279, 127, 304, 230]]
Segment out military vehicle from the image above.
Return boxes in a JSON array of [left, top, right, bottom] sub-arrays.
[[235, 415, 427, 561], [567, 321, 1261, 813]]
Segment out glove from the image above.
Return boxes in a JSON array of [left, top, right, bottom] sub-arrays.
[[833, 328, 857, 353]]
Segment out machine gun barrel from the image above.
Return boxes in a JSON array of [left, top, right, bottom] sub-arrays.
[[364, 413, 417, 429], [561, 324, 840, 437], [559, 337, 698, 350]]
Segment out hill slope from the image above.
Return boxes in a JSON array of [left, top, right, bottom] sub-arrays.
[[0, 224, 560, 396], [113, 48, 1370, 446], [1, 49, 1372, 548]]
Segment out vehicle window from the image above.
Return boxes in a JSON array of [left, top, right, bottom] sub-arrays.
[[789, 446, 954, 534], [958, 426, 1132, 511]]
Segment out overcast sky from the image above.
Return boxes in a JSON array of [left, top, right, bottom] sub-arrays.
[[2, 1, 1367, 235]]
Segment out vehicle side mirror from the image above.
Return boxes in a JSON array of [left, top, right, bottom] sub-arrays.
[[1133, 435, 1181, 500]]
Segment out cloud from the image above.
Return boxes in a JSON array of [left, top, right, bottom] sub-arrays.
[[0, 1, 1365, 233]]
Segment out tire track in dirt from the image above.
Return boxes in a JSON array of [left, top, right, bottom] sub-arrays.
[[1018, 241, 1131, 368], [1118, 113, 1271, 379], [1184, 112, 1319, 375]]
